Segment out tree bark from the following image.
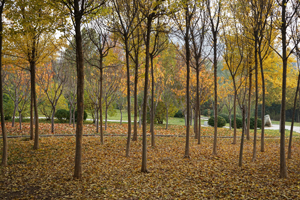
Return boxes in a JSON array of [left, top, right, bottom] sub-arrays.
[[19, 112, 22, 130], [125, 37, 132, 157], [252, 34, 258, 162], [279, 0, 288, 178], [239, 105, 246, 167], [259, 48, 265, 152], [247, 69, 252, 140], [73, 2, 84, 179], [31, 57, 39, 150], [133, 51, 139, 141], [213, 31, 218, 155], [195, 68, 199, 139], [0, 3, 7, 165], [30, 94, 34, 140], [166, 105, 168, 129], [12, 102, 16, 127], [141, 17, 152, 173], [233, 89, 237, 144], [51, 107, 55, 134], [288, 73, 299, 159], [100, 66, 103, 144], [120, 108, 122, 125], [184, 7, 191, 159], [150, 55, 155, 147]]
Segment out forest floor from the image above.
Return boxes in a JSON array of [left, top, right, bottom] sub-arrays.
[[1, 123, 300, 199]]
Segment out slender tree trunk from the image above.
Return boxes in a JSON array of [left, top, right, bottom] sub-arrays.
[[96, 108, 99, 133], [239, 105, 246, 167], [213, 31, 218, 155], [139, 107, 142, 128], [247, 69, 252, 140], [184, 7, 191, 159], [278, 1, 288, 178], [51, 107, 55, 134], [233, 89, 237, 144], [288, 73, 299, 159], [73, 107, 76, 128], [259, 50, 265, 152], [105, 105, 108, 130], [141, 17, 152, 173], [31, 58, 39, 150], [252, 35, 258, 162], [30, 84, 34, 140], [0, 7, 7, 165], [198, 107, 201, 144], [125, 37, 132, 157], [100, 66, 103, 144], [195, 68, 199, 139], [69, 106, 72, 125], [12, 102, 17, 127], [133, 53, 139, 141], [120, 108, 122, 125], [74, 7, 84, 179], [19, 112, 22, 130], [166, 105, 168, 129], [150, 55, 155, 147]]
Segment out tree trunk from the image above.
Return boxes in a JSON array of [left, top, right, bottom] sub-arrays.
[[105, 105, 108, 130], [100, 66, 103, 144], [184, 7, 190, 158], [120, 108, 122, 125], [51, 107, 55, 134], [288, 73, 300, 159], [213, 32, 218, 155], [239, 105, 246, 167], [166, 105, 169, 130], [141, 17, 152, 173], [195, 68, 199, 139], [139, 107, 142, 128], [69, 106, 72, 125], [73, 107, 76, 128], [150, 55, 155, 147], [259, 48, 265, 152], [198, 107, 201, 144], [247, 69, 252, 140], [133, 52, 139, 141], [0, 6, 7, 165], [280, 2, 288, 178], [31, 58, 39, 150], [125, 37, 132, 157], [30, 86, 34, 140], [96, 107, 99, 133], [252, 34, 258, 162], [73, 5, 84, 179], [12, 101, 17, 127], [233, 89, 237, 144], [19, 112, 22, 130]]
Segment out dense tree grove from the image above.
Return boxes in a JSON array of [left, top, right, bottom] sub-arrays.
[[1, 0, 300, 181]]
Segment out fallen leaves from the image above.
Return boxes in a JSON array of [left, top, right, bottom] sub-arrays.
[[0, 133, 300, 199]]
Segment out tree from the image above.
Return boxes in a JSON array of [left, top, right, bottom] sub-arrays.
[[207, 0, 222, 155], [56, 0, 106, 179], [37, 61, 67, 134], [272, 0, 300, 178], [0, 0, 7, 166], [111, 0, 140, 157], [6, 0, 63, 149]]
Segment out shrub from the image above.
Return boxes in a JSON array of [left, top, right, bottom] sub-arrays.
[[219, 113, 230, 123], [55, 109, 69, 121], [174, 110, 184, 118], [250, 117, 262, 129], [208, 116, 226, 127], [203, 109, 213, 117], [231, 117, 243, 129]]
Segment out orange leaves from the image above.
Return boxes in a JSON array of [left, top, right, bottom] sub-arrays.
[[1, 134, 300, 199]]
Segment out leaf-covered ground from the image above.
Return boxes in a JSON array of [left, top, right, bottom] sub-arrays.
[[1, 133, 300, 199], [3, 122, 298, 138]]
